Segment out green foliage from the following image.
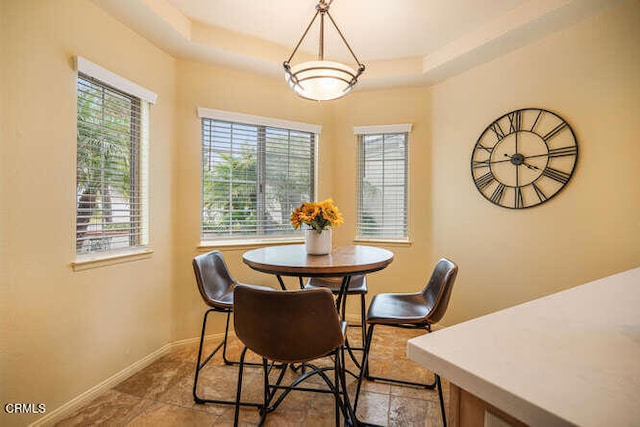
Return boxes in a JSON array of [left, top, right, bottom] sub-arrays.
[[202, 131, 314, 237], [76, 78, 137, 250], [203, 151, 258, 234]]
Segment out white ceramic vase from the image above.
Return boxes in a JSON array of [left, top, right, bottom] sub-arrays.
[[304, 228, 332, 255]]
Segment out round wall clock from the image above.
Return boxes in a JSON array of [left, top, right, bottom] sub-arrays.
[[471, 108, 578, 209]]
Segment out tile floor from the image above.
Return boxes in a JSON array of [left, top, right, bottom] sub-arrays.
[[55, 326, 448, 426]]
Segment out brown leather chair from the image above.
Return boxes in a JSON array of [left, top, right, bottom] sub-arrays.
[[192, 250, 271, 407], [304, 274, 368, 344], [233, 285, 353, 426], [355, 258, 458, 426]]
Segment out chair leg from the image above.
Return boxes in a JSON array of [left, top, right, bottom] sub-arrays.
[[364, 324, 436, 389], [360, 294, 366, 346], [233, 346, 249, 426], [338, 344, 358, 425], [341, 293, 366, 352], [221, 311, 262, 368], [354, 323, 375, 413], [259, 358, 269, 426], [193, 310, 262, 408], [436, 374, 447, 427], [222, 309, 233, 365], [334, 351, 340, 427], [193, 309, 222, 404]]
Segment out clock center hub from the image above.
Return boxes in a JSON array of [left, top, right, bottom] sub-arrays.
[[510, 153, 525, 166]]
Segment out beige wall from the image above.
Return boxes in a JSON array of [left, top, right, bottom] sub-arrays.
[[1, 1, 176, 425], [429, 0, 640, 323], [2, 0, 639, 424]]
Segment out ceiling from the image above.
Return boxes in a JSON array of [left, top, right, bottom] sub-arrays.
[[93, 0, 625, 89]]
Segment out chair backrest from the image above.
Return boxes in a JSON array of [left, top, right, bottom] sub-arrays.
[[234, 285, 344, 364], [421, 258, 458, 324], [192, 250, 236, 306]]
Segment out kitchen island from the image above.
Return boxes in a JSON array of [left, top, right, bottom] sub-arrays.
[[407, 267, 640, 426]]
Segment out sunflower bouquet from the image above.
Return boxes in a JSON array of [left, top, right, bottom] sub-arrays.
[[290, 199, 344, 234]]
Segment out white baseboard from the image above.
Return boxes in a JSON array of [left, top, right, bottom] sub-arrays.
[[30, 332, 226, 427]]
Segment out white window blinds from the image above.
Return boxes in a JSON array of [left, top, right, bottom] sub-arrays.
[[356, 130, 409, 240], [76, 73, 149, 255], [201, 116, 316, 240]]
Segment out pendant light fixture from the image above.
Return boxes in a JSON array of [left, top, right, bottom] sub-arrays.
[[283, 0, 365, 101]]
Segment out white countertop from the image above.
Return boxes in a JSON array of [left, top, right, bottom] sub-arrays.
[[407, 267, 640, 427]]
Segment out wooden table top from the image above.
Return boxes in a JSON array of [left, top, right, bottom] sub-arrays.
[[242, 244, 394, 277]]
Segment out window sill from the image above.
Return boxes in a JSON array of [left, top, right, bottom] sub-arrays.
[[353, 238, 412, 247], [198, 237, 304, 252], [71, 248, 154, 272]]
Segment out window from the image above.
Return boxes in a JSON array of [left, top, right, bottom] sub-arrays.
[[199, 109, 319, 241], [75, 57, 155, 256], [355, 125, 411, 240]]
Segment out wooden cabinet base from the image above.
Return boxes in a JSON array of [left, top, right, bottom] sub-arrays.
[[449, 383, 527, 427]]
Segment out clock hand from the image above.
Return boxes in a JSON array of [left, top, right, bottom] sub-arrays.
[[490, 158, 512, 164], [501, 154, 540, 171], [476, 154, 513, 165], [526, 153, 547, 159]]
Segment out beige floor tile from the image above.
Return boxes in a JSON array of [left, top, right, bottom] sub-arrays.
[[54, 390, 154, 426], [114, 359, 193, 400], [355, 390, 390, 426], [126, 402, 219, 426], [389, 395, 444, 427]]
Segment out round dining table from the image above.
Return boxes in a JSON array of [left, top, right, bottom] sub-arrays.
[[242, 243, 394, 308], [242, 243, 393, 276]]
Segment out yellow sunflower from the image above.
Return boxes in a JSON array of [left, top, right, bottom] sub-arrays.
[[290, 199, 343, 231], [290, 207, 303, 230], [300, 202, 320, 222], [319, 199, 344, 226]]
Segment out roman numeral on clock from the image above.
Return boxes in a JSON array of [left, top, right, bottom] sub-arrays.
[[474, 172, 495, 190], [508, 111, 522, 133], [532, 182, 547, 203], [490, 183, 506, 204], [530, 110, 543, 133], [548, 145, 577, 158], [542, 122, 567, 142], [490, 122, 506, 141], [514, 187, 524, 209], [542, 167, 571, 184], [477, 144, 494, 154], [472, 159, 491, 169]]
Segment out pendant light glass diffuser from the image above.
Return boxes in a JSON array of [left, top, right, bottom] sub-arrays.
[[284, 0, 365, 101]]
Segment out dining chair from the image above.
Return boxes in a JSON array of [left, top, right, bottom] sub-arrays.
[[304, 274, 368, 345], [192, 250, 272, 407], [354, 257, 458, 426], [232, 284, 353, 426]]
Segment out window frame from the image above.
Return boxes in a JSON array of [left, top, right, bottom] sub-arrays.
[[198, 108, 321, 246], [354, 124, 411, 243], [73, 57, 155, 268]]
